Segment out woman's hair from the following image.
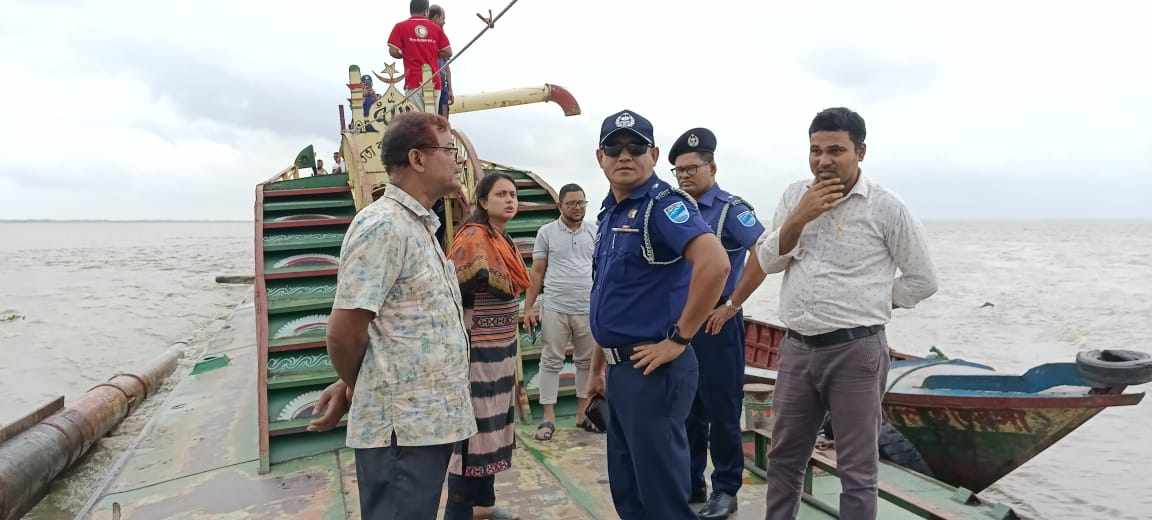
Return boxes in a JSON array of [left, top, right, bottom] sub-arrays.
[[464, 172, 517, 227]]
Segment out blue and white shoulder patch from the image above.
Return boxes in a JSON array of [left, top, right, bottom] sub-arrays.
[[737, 210, 758, 227], [664, 201, 690, 224]]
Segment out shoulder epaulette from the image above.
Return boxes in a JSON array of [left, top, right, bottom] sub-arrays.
[[640, 187, 697, 265]]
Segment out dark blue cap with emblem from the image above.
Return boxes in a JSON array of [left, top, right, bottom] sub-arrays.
[[600, 110, 655, 146], [669, 127, 716, 164]]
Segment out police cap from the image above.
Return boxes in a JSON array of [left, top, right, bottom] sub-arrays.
[[668, 127, 717, 164]]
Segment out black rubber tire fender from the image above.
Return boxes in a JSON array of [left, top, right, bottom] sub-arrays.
[[1075, 349, 1152, 388], [878, 422, 934, 477]]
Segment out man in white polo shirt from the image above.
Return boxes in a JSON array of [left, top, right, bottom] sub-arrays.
[[522, 183, 599, 441]]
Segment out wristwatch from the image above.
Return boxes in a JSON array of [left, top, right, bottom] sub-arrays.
[[725, 299, 742, 311], [668, 325, 692, 346]]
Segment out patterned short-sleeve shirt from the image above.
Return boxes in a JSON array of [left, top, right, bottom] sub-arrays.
[[334, 185, 476, 448]]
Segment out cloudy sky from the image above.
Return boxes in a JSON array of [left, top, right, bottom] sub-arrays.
[[2, 0, 1150, 220]]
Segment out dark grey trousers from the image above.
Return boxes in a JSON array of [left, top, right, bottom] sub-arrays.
[[355, 435, 455, 520], [764, 331, 890, 520]]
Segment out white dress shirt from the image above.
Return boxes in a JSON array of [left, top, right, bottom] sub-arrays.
[[756, 174, 938, 336]]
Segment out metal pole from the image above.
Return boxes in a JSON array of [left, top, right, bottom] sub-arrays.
[[0, 345, 183, 520]]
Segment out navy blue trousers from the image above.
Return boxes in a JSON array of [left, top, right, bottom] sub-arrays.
[[606, 345, 699, 520], [687, 311, 746, 496]]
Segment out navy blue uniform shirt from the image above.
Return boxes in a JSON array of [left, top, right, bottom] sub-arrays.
[[676, 183, 765, 300], [590, 175, 713, 347]]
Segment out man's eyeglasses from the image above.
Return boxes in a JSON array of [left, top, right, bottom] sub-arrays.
[[562, 200, 588, 209], [601, 142, 650, 158], [670, 162, 711, 178], [420, 145, 465, 164]]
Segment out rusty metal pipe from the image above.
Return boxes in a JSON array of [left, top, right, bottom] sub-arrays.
[[0, 345, 183, 520]]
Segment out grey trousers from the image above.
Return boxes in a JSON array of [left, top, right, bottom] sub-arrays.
[[355, 435, 455, 520], [538, 308, 598, 404], [764, 331, 890, 520]]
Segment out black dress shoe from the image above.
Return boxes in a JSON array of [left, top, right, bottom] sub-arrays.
[[697, 491, 737, 519], [689, 486, 708, 504]]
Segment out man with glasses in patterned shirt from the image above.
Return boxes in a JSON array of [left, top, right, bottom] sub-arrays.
[[308, 111, 473, 520]]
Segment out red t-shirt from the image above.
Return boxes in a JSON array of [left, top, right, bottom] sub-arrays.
[[387, 16, 451, 90]]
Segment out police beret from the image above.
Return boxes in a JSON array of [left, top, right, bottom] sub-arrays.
[[669, 128, 717, 164]]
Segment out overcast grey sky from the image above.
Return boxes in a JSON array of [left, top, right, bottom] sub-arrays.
[[2, 0, 1150, 220]]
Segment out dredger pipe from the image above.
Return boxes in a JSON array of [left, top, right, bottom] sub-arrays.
[[0, 345, 184, 520]]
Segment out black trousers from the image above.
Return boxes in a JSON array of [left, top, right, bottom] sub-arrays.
[[354, 434, 455, 520], [444, 474, 497, 520]]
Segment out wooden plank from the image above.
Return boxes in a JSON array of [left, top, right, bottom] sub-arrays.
[[267, 372, 339, 390], [263, 199, 354, 212], [809, 449, 964, 519], [263, 218, 352, 230], [0, 396, 64, 444], [269, 418, 346, 437], [269, 339, 327, 353], [517, 202, 559, 212], [254, 185, 272, 474], [262, 186, 352, 198], [265, 268, 340, 281]]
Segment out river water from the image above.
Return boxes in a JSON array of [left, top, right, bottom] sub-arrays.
[[2, 220, 1149, 519]]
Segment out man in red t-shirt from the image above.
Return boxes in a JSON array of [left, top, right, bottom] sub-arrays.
[[388, 0, 452, 112]]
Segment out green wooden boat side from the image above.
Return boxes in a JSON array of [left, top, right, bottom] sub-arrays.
[[507, 214, 558, 235], [267, 383, 330, 423], [263, 249, 342, 274], [893, 411, 1099, 494], [262, 231, 346, 252], [263, 207, 356, 221], [265, 173, 350, 190], [265, 278, 337, 314], [267, 311, 330, 343], [517, 188, 548, 198], [263, 198, 355, 212], [267, 371, 338, 390], [269, 430, 349, 466], [268, 349, 332, 376], [267, 297, 334, 314]]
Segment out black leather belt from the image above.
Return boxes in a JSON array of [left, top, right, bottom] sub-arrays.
[[603, 340, 673, 365], [786, 325, 884, 348], [602, 344, 639, 365]]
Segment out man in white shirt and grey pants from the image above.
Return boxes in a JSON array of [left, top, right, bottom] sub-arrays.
[[522, 183, 600, 440], [757, 107, 938, 520]]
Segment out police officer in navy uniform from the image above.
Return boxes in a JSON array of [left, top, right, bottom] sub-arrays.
[[669, 128, 768, 519], [585, 110, 732, 520]]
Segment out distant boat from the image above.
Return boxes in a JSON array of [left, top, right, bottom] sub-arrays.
[[742, 318, 1151, 493]]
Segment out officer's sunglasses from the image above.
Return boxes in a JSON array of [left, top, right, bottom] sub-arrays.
[[601, 142, 650, 158]]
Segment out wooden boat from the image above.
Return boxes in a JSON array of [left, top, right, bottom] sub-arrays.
[[742, 318, 1149, 493], [252, 63, 574, 470]]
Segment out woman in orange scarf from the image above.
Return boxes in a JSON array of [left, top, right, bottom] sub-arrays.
[[445, 172, 529, 520]]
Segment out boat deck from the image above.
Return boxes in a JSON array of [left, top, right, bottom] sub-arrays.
[[80, 298, 1014, 519]]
